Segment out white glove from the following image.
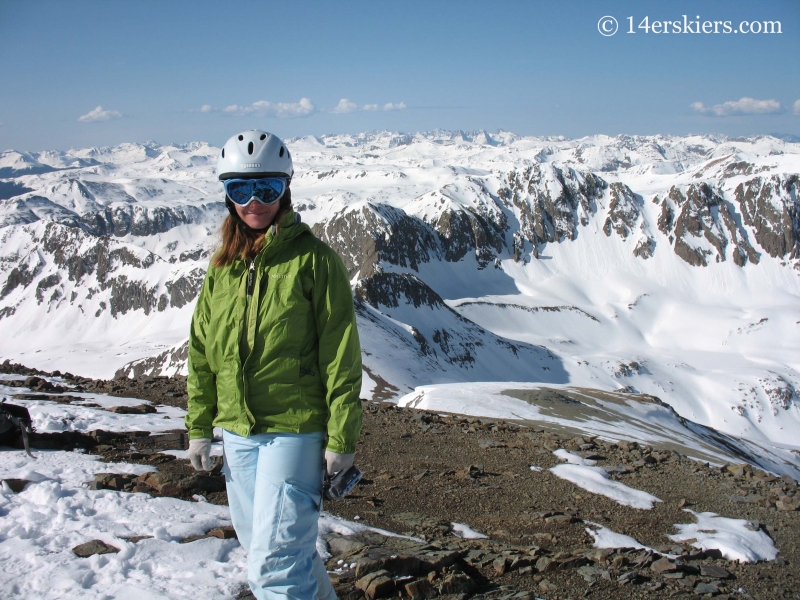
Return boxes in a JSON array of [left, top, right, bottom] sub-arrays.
[[324, 450, 354, 477], [188, 438, 212, 471]]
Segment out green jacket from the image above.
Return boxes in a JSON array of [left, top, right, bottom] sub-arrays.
[[185, 210, 362, 454]]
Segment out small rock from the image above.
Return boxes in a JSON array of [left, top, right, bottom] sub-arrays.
[[560, 556, 589, 569], [119, 535, 153, 543], [617, 570, 641, 585], [602, 465, 631, 475], [1, 479, 30, 493], [726, 463, 752, 478], [536, 556, 560, 573], [72, 539, 120, 557], [651, 557, 677, 574], [611, 555, 629, 568], [325, 534, 366, 557], [695, 581, 719, 594], [699, 565, 730, 579], [577, 565, 611, 583], [107, 404, 157, 414], [509, 557, 533, 571], [538, 579, 557, 592], [438, 572, 476, 595], [355, 570, 395, 600], [207, 526, 237, 539], [662, 571, 684, 579], [544, 514, 574, 524], [493, 557, 508, 575], [478, 439, 506, 449], [404, 579, 435, 600]]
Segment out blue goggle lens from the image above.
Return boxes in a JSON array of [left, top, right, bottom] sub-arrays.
[[224, 178, 287, 206]]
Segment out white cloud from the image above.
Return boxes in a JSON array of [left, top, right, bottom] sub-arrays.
[[793, 99, 800, 116], [221, 98, 315, 118], [200, 104, 215, 113], [335, 99, 407, 113], [78, 106, 123, 123], [691, 97, 784, 117], [332, 98, 358, 114]]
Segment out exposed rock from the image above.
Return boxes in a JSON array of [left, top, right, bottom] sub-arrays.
[[651, 557, 678, 574], [577, 565, 611, 582], [668, 183, 759, 267], [694, 581, 720, 594], [179, 526, 237, 544], [404, 578, 436, 600], [497, 164, 605, 257], [116, 341, 189, 379], [617, 570, 642, 585], [438, 572, 476, 595], [422, 183, 507, 267], [313, 202, 440, 279], [538, 578, 558, 592], [0, 221, 206, 320], [72, 539, 120, 558], [735, 174, 800, 259], [355, 569, 395, 599], [80, 203, 218, 238], [23, 375, 66, 392], [138, 471, 225, 496], [699, 565, 731, 579], [106, 404, 158, 414], [1, 478, 31, 493]]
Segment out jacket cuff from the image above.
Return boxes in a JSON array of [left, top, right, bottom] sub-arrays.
[[188, 428, 213, 440], [325, 438, 357, 454]]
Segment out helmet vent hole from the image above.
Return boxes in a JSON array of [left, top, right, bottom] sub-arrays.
[[260, 134, 266, 141], [221, 148, 225, 158], [248, 141, 254, 155], [279, 146, 285, 157], [238, 135, 244, 141]]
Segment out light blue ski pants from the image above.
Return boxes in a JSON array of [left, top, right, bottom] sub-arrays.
[[222, 429, 336, 600]]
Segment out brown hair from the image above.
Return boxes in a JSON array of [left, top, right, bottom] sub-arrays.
[[212, 188, 292, 267]]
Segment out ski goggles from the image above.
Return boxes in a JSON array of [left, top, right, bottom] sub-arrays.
[[223, 177, 288, 207]]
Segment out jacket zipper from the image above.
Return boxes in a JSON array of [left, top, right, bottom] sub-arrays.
[[242, 258, 257, 434], [246, 260, 256, 296]]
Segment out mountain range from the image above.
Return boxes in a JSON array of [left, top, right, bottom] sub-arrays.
[[0, 130, 798, 461]]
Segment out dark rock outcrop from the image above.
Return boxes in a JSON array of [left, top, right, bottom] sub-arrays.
[[667, 184, 759, 267], [0, 222, 205, 318], [313, 203, 441, 278], [734, 174, 800, 260], [497, 164, 605, 258]]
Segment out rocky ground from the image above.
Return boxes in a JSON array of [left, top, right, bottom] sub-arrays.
[[1, 361, 799, 600]]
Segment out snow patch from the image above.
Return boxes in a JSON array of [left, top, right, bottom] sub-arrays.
[[668, 510, 778, 563], [550, 454, 662, 510], [451, 522, 488, 539]]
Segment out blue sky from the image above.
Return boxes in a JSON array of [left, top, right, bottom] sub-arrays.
[[1, 0, 798, 151]]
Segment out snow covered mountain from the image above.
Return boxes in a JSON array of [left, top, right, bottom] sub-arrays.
[[0, 131, 798, 456]]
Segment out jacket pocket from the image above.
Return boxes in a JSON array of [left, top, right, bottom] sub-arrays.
[[271, 481, 320, 549]]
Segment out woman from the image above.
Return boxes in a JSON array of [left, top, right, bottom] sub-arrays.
[[185, 130, 362, 600]]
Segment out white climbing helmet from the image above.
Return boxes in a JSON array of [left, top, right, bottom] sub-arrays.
[[216, 130, 293, 181]]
